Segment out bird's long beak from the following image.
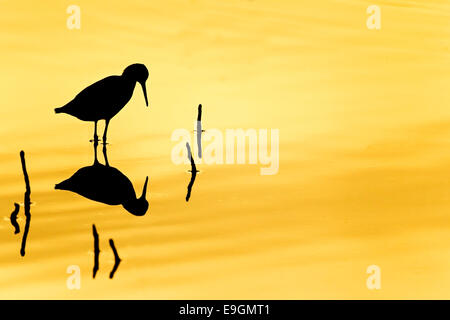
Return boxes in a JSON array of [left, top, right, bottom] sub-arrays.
[[140, 82, 149, 107], [140, 176, 149, 199]]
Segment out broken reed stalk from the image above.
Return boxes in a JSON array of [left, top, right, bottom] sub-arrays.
[[19, 151, 31, 257], [186, 142, 198, 202], [10, 203, 20, 234], [109, 239, 121, 279], [92, 224, 100, 279]]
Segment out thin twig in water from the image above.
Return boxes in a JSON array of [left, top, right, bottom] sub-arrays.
[[196, 104, 203, 158], [92, 224, 100, 279], [186, 142, 198, 202], [19, 151, 31, 257], [109, 239, 121, 279], [10, 203, 20, 234]]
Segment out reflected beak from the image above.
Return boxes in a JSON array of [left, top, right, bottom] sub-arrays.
[[140, 82, 149, 107], [140, 176, 149, 199]]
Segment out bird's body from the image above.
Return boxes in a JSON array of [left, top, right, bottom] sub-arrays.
[[56, 163, 136, 206], [55, 64, 149, 143], [55, 143, 149, 216], [56, 76, 136, 121]]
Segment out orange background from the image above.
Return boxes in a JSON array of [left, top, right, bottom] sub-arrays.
[[0, 0, 449, 298]]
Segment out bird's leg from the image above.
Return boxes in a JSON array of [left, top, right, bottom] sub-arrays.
[[102, 143, 110, 167], [93, 121, 99, 143], [93, 140, 99, 165], [102, 119, 110, 145]]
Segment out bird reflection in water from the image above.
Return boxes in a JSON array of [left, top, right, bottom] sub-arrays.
[[55, 142, 149, 216]]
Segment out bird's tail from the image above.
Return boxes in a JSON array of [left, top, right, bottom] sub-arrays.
[[55, 180, 69, 190], [54, 107, 64, 114]]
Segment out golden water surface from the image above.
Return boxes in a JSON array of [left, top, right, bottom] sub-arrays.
[[0, 0, 450, 299]]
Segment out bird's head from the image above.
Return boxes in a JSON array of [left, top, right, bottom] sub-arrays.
[[122, 176, 149, 216], [122, 63, 149, 107]]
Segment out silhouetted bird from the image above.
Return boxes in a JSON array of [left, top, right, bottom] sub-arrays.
[[55, 144, 149, 216], [55, 64, 149, 143]]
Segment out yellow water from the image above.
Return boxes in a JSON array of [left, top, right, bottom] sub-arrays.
[[0, 0, 450, 299]]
